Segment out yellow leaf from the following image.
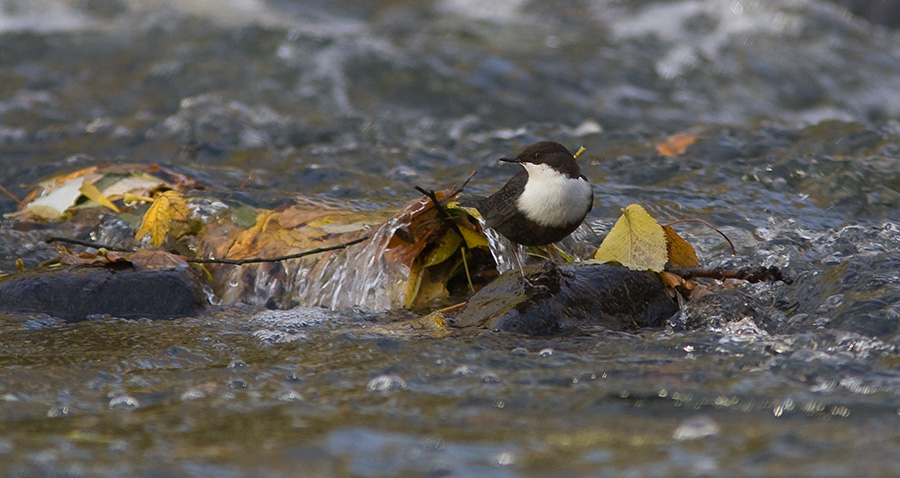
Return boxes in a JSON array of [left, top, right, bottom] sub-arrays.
[[135, 190, 190, 247], [79, 180, 121, 213], [423, 227, 463, 268], [457, 221, 488, 249], [447, 201, 482, 221], [663, 225, 699, 267], [402, 261, 424, 309], [594, 204, 667, 272]]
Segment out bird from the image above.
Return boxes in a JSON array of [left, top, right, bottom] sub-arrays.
[[470, 141, 593, 280]]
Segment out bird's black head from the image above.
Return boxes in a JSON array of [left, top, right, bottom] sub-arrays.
[[499, 141, 581, 178]]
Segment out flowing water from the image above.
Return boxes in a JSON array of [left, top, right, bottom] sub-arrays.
[[2, 0, 900, 476]]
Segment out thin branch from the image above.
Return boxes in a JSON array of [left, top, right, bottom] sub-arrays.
[[414, 170, 478, 219], [0, 183, 25, 207], [414, 185, 450, 218], [46, 236, 136, 252], [665, 218, 736, 255], [457, 169, 477, 193], [46, 235, 369, 265], [240, 170, 256, 189], [188, 236, 368, 265], [666, 265, 793, 284]]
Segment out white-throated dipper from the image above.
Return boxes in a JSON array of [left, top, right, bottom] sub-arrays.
[[471, 141, 593, 278]]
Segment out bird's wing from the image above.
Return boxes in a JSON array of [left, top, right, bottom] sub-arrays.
[[477, 171, 527, 229]]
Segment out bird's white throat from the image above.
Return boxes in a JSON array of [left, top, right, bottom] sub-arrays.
[[516, 162, 592, 227]]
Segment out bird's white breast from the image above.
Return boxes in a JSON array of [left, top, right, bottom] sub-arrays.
[[516, 163, 592, 227]]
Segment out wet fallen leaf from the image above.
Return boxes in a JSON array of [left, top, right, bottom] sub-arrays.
[[594, 204, 667, 272], [18, 176, 87, 220], [79, 180, 121, 213], [663, 225, 699, 267], [9, 164, 194, 222], [659, 270, 685, 289], [454, 214, 489, 249], [656, 133, 700, 157], [423, 227, 464, 268], [384, 195, 446, 267], [129, 249, 189, 271], [135, 190, 190, 247], [56, 245, 128, 266]]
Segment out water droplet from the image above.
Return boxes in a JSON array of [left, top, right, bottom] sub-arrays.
[[672, 415, 720, 441], [495, 451, 516, 466], [275, 389, 304, 402], [367, 374, 407, 392], [683, 344, 695, 353], [538, 348, 554, 357], [830, 406, 850, 417], [452, 365, 473, 376], [180, 388, 206, 401], [108, 392, 140, 410], [228, 360, 247, 368], [47, 406, 70, 418], [228, 379, 248, 389], [509, 347, 528, 356]]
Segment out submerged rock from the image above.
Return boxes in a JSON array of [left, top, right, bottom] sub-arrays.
[[0, 265, 207, 321], [667, 289, 785, 334], [450, 262, 677, 335]]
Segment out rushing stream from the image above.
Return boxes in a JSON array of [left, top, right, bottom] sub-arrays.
[[2, 0, 900, 476]]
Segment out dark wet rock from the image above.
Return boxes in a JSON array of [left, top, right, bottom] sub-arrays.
[[0, 265, 207, 321], [667, 289, 785, 334], [451, 262, 677, 336]]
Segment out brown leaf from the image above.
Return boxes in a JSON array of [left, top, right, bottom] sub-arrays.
[[56, 245, 128, 266], [656, 133, 700, 157], [129, 249, 189, 271], [659, 271, 686, 289], [663, 225, 700, 267], [384, 192, 454, 267]]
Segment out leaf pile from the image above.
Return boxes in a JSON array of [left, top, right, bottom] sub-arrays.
[[6, 164, 198, 222], [382, 190, 491, 308]]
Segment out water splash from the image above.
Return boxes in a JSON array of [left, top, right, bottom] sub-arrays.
[[290, 213, 411, 310], [481, 226, 521, 275]]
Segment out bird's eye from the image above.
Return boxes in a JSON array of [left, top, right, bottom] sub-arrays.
[[532, 152, 540, 159]]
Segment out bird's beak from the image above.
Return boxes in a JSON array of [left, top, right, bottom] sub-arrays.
[[499, 157, 520, 163]]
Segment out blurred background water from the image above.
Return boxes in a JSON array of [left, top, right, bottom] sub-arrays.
[[2, 0, 900, 476]]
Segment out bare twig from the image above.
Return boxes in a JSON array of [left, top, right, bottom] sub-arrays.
[[0, 183, 25, 207], [414, 170, 478, 218], [240, 170, 256, 189], [46, 236, 136, 252], [188, 236, 368, 265], [46, 235, 369, 265], [665, 218, 736, 255], [666, 265, 793, 284]]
